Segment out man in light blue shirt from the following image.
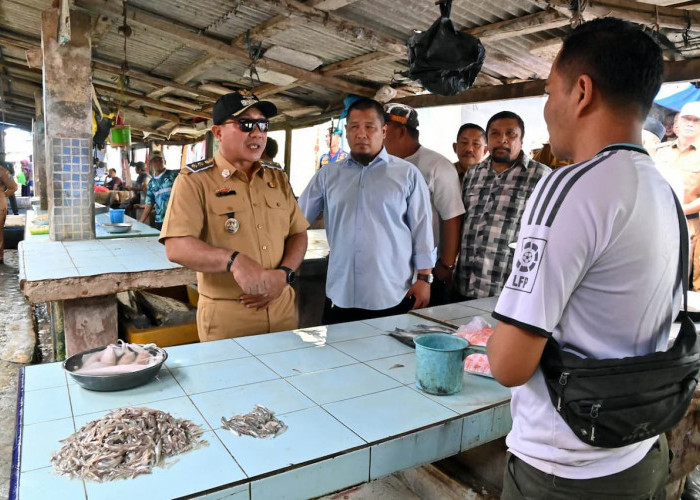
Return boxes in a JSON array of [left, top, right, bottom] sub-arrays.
[[299, 98, 436, 324]]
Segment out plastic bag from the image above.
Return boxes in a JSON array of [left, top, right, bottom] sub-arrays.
[[406, 0, 485, 96], [454, 316, 494, 377]]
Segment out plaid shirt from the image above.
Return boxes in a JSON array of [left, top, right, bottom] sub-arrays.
[[455, 152, 550, 298]]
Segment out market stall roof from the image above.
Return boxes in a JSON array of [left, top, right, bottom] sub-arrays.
[[2, 0, 700, 139]]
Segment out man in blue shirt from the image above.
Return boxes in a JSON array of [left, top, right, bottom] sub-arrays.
[[299, 98, 436, 324], [318, 127, 348, 168], [139, 151, 178, 230]]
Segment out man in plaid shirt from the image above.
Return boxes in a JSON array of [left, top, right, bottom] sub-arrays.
[[454, 111, 551, 300]]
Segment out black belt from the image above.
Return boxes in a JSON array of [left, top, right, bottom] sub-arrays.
[[687, 213, 699, 220]]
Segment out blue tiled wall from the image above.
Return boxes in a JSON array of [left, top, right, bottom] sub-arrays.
[[49, 137, 94, 240]]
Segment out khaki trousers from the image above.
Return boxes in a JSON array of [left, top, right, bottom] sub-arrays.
[[690, 218, 700, 291], [196, 286, 297, 341]]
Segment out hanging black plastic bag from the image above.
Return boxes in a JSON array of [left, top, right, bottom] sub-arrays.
[[407, 0, 485, 96]]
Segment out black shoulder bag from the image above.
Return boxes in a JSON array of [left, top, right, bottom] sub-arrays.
[[540, 192, 700, 448]]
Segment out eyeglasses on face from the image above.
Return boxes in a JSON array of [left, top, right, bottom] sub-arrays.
[[222, 118, 270, 133]]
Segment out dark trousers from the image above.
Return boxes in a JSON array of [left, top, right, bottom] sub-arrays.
[[322, 296, 414, 325], [8, 195, 18, 215], [154, 221, 163, 230], [501, 434, 669, 500], [428, 278, 450, 307]]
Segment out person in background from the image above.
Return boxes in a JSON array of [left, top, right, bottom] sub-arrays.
[[452, 123, 487, 184], [488, 18, 674, 499], [160, 91, 308, 341], [2, 163, 19, 216], [664, 111, 679, 143], [104, 168, 123, 191], [299, 97, 435, 324], [0, 163, 18, 265], [139, 151, 177, 230], [656, 101, 700, 290], [319, 126, 348, 168], [20, 159, 32, 197], [453, 111, 550, 300], [642, 116, 666, 158], [122, 162, 150, 218], [383, 102, 464, 306], [261, 138, 283, 169]]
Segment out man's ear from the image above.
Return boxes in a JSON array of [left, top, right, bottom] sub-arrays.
[[574, 74, 595, 117], [452, 143, 458, 154]]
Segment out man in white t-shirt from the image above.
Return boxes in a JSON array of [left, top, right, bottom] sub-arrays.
[[384, 103, 465, 305], [487, 18, 679, 499]]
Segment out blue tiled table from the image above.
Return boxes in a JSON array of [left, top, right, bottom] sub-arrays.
[[410, 296, 500, 329], [12, 315, 511, 500]]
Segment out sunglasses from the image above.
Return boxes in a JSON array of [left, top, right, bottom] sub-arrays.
[[223, 118, 270, 133]]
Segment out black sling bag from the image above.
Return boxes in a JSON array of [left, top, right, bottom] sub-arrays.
[[540, 190, 700, 448]]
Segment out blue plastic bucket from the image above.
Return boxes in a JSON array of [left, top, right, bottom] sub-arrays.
[[414, 333, 485, 395], [109, 208, 125, 223]]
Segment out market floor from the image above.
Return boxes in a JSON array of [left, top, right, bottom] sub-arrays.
[[0, 250, 32, 498]]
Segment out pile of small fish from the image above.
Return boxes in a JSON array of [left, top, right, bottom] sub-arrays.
[[51, 407, 207, 481], [388, 324, 456, 347], [73, 341, 164, 375], [221, 405, 287, 438]]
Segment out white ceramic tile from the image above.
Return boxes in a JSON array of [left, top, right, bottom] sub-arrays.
[[216, 406, 364, 477], [233, 329, 315, 356], [257, 345, 356, 377], [72, 395, 212, 432], [19, 466, 86, 500], [169, 357, 279, 395], [286, 363, 400, 405], [462, 297, 500, 312], [412, 303, 484, 322], [21, 417, 75, 472], [85, 430, 246, 500], [23, 385, 72, 425], [62, 240, 106, 251], [369, 419, 463, 479], [23, 362, 67, 391], [25, 265, 79, 281], [251, 448, 369, 500], [330, 335, 415, 362], [460, 403, 512, 452], [165, 340, 250, 368], [191, 379, 316, 430], [322, 321, 385, 343], [361, 314, 445, 333], [323, 386, 457, 443], [412, 373, 511, 414], [68, 369, 186, 416], [365, 353, 416, 385], [194, 484, 249, 500]]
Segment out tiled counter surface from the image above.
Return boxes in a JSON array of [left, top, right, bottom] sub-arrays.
[[410, 296, 500, 329], [13, 315, 511, 500]]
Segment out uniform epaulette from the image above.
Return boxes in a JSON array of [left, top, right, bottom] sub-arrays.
[[656, 141, 674, 149], [261, 161, 284, 171], [186, 158, 215, 173]]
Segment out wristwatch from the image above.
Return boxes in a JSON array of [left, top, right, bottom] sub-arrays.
[[278, 265, 296, 284], [417, 273, 434, 284]]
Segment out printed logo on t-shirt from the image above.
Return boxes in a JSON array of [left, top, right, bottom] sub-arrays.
[[506, 237, 547, 293]]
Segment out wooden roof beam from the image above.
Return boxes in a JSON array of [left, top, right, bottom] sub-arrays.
[[74, 0, 377, 97], [464, 9, 571, 43], [92, 83, 210, 119], [547, 0, 700, 30], [305, 0, 361, 10]]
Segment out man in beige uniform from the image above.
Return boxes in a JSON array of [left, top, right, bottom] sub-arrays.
[[656, 101, 700, 290], [0, 164, 18, 265], [160, 91, 309, 341]]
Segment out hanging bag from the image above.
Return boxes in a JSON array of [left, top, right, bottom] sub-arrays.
[[406, 0, 485, 96], [540, 190, 700, 448]]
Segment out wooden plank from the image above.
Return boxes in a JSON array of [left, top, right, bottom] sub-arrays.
[[174, 54, 220, 84], [74, 0, 377, 97], [231, 13, 295, 46], [464, 9, 571, 43], [306, 0, 360, 10], [92, 83, 210, 118], [321, 52, 397, 76], [665, 57, 700, 83], [394, 80, 547, 108], [548, 0, 700, 30], [91, 14, 114, 48]]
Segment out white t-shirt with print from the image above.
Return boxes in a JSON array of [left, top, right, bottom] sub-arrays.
[[405, 145, 465, 246], [493, 145, 682, 479]]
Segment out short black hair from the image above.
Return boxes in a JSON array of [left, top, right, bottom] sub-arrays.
[[556, 18, 663, 118], [265, 138, 278, 159], [134, 161, 146, 172], [456, 123, 485, 141], [346, 98, 385, 125], [486, 111, 525, 140], [108, 168, 116, 174]]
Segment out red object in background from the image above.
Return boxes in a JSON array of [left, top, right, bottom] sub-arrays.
[[95, 185, 109, 192]]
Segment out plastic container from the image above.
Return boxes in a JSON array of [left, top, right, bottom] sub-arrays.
[[109, 208, 125, 223], [110, 125, 132, 146]]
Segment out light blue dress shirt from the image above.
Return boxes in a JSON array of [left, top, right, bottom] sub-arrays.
[[299, 147, 436, 310]]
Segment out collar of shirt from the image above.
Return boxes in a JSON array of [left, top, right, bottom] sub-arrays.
[[474, 151, 530, 174], [671, 139, 700, 153], [346, 147, 390, 169], [215, 151, 263, 180]]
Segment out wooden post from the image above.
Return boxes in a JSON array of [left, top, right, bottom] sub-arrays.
[[284, 126, 292, 178]]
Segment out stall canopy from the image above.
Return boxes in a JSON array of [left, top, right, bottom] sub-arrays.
[[655, 83, 700, 111]]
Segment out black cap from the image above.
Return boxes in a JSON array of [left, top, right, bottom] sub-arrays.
[[212, 91, 278, 125]]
